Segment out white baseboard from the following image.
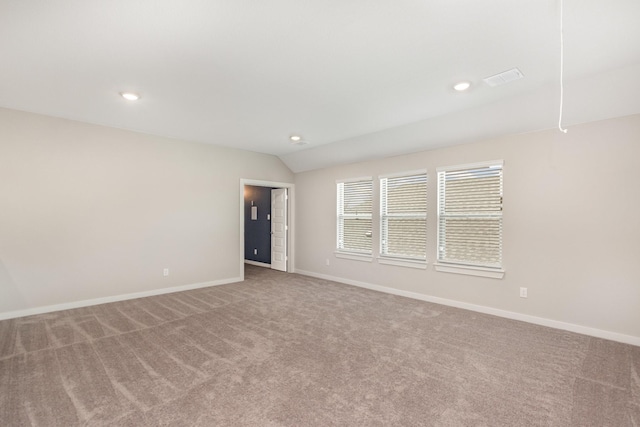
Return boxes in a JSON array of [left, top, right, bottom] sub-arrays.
[[0, 276, 242, 321], [244, 260, 271, 268], [295, 269, 640, 347]]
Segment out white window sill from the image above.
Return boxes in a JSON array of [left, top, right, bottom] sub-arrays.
[[334, 251, 373, 262], [434, 262, 505, 279], [378, 257, 427, 269]]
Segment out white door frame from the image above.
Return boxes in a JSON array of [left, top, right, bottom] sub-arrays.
[[239, 179, 294, 281]]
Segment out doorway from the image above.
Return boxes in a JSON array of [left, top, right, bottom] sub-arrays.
[[239, 179, 294, 281], [244, 185, 274, 267]]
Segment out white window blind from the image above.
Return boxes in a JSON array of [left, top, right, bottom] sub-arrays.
[[337, 179, 373, 254], [437, 162, 503, 268], [380, 172, 427, 260]]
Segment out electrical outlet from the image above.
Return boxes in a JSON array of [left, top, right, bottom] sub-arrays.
[[254, 249, 258, 255], [326, 258, 330, 266], [519, 287, 527, 298], [163, 268, 169, 277]]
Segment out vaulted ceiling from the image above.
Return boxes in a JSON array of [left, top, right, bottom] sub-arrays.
[[1, 0, 639, 172]]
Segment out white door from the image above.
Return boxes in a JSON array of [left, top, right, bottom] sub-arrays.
[[271, 188, 287, 272]]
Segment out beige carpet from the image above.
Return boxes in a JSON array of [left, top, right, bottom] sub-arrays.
[[1, 265, 638, 426]]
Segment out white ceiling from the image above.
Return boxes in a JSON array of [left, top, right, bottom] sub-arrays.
[[1, 0, 639, 172]]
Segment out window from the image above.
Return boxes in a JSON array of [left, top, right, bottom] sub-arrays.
[[337, 178, 373, 254], [380, 171, 427, 260], [437, 161, 503, 271]]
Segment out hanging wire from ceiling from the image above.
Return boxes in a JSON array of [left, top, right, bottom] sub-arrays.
[[558, 0, 568, 133]]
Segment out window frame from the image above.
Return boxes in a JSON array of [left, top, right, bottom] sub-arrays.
[[336, 177, 374, 260], [379, 170, 428, 266], [435, 160, 505, 278]]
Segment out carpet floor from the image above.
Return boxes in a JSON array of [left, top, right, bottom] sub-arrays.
[[0, 265, 638, 426]]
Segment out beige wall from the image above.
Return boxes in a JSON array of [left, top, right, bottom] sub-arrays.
[[0, 108, 293, 315], [294, 114, 640, 340]]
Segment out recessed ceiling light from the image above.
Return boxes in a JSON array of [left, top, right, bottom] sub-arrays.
[[290, 135, 308, 146], [120, 92, 140, 101], [453, 82, 471, 92]]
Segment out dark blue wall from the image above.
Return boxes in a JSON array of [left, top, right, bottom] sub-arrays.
[[244, 186, 273, 264]]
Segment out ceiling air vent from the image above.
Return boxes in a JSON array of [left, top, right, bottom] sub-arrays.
[[483, 68, 524, 87]]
